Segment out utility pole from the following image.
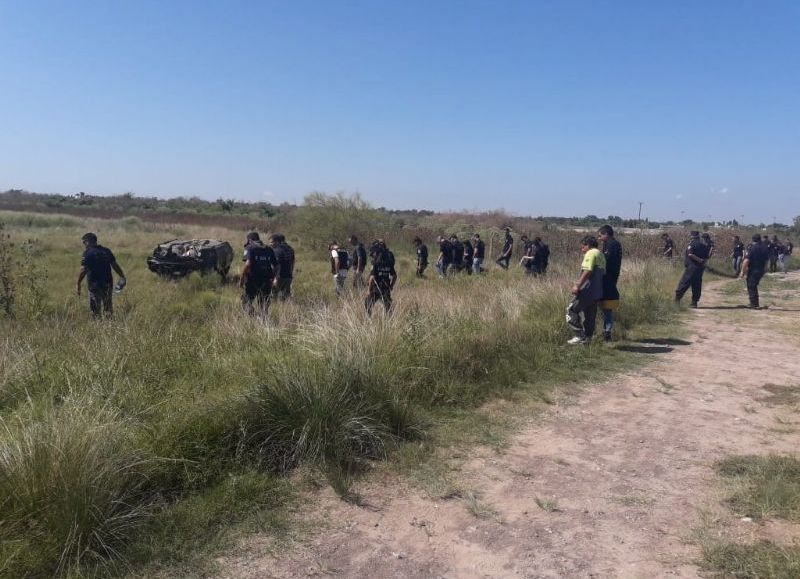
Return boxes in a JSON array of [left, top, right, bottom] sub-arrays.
[[637, 201, 643, 232]]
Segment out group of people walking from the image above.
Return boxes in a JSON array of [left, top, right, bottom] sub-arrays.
[[77, 224, 791, 333], [672, 230, 793, 310]]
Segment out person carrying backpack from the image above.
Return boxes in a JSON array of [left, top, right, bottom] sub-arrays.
[[329, 241, 350, 296]]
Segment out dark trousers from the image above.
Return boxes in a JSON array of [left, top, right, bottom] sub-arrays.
[[242, 279, 272, 315], [89, 285, 113, 318], [273, 277, 292, 300], [675, 264, 704, 304], [496, 255, 511, 269], [566, 294, 598, 338], [747, 270, 764, 307], [769, 257, 778, 273], [416, 262, 427, 278], [365, 286, 392, 316]]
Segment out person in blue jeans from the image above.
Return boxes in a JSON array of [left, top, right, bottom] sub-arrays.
[[471, 233, 485, 274]]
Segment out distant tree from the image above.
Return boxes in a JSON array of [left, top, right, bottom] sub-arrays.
[[294, 192, 389, 249]]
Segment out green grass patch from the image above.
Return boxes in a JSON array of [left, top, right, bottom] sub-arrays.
[[715, 455, 800, 521], [702, 541, 800, 579]]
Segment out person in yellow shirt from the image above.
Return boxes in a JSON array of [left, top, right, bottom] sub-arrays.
[[566, 236, 606, 345]]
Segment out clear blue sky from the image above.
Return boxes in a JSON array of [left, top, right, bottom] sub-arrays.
[[1, 0, 798, 224]]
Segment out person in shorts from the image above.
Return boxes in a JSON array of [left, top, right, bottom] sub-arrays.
[[77, 232, 126, 318]]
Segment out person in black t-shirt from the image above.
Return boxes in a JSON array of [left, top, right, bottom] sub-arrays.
[[436, 236, 452, 277], [661, 233, 674, 260], [77, 232, 126, 318], [413, 237, 428, 278], [496, 227, 514, 270], [349, 236, 368, 290], [598, 225, 622, 342], [240, 232, 278, 315], [449, 235, 464, 274], [674, 231, 710, 307], [701, 233, 715, 258], [463, 238, 474, 275], [269, 234, 295, 300], [767, 236, 779, 273], [472, 234, 485, 274], [365, 241, 397, 316], [532, 237, 549, 275], [740, 234, 770, 308], [730, 235, 745, 275], [519, 235, 534, 275]]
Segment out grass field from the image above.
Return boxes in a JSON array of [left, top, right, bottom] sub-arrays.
[[0, 210, 684, 577]]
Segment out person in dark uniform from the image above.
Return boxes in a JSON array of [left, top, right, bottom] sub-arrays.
[[349, 235, 368, 290], [533, 237, 549, 275], [463, 237, 474, 275], [701, 232, 715, 258], [767, 236, 778, 273], [413, 237, 428, 278], [269, 234, 294, 300], [496, 227, 514, 269], [740, 234, 770, 308], [449, 235, 464, 274], [731, 235, 745, 275], [597, 225, 622, 342], [76, 232, 126, 318], [436, 236, 452, 277], [472, 234, 485, 274], [674, 231, 710, 308], [240, 232, 278, 315], [365, 241, 397, 316], [661, 233, 675, 260]]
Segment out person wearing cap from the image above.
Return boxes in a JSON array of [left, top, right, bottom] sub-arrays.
[[413, 237, 428, 278], [566, 236, 606, 345], [269, 233, 294, 300], [597, 225, 622, 342], [674, 231, 710, 308], [329, 241, 350, 296], [495, 227, 514, 270], [364, 241, 397, 316], [740, 234, 770, 308], [240, 232, 278, 315], [731, 235, 745, 275], [472, 234, 485, 274], [76, 232, 126, 318]]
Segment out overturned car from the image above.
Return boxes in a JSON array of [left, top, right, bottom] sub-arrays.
[[147, 239, 233, 280]]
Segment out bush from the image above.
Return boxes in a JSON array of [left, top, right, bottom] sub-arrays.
[[0, 400, 156, 576]]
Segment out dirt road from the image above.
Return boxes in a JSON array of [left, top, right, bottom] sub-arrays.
[[220, 272, 800, 578]]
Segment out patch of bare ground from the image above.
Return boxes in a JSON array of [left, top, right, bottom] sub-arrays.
[[218, 271, 800, 579]]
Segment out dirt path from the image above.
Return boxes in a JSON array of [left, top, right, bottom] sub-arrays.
[[220, 272, 800, 579]]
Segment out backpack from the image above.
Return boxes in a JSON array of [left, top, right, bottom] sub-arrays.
[[337, 249, 350, 270]]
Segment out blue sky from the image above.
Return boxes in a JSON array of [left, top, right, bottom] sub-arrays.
[[1, 1, 798, 223]]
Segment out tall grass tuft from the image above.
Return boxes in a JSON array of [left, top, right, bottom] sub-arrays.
[[0, 400, 155, 576]]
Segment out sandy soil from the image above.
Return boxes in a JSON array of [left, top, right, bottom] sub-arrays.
[[219, 271, 800, 579]]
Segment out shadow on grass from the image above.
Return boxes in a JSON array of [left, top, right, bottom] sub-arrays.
[[633, 338, 691, 346], [615, 345, 674, 354]]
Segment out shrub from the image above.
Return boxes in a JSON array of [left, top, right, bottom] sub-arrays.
[[0, 400, 156, 576]]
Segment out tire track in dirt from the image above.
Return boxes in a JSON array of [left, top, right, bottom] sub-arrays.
[[219, 272, 800, 579]]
